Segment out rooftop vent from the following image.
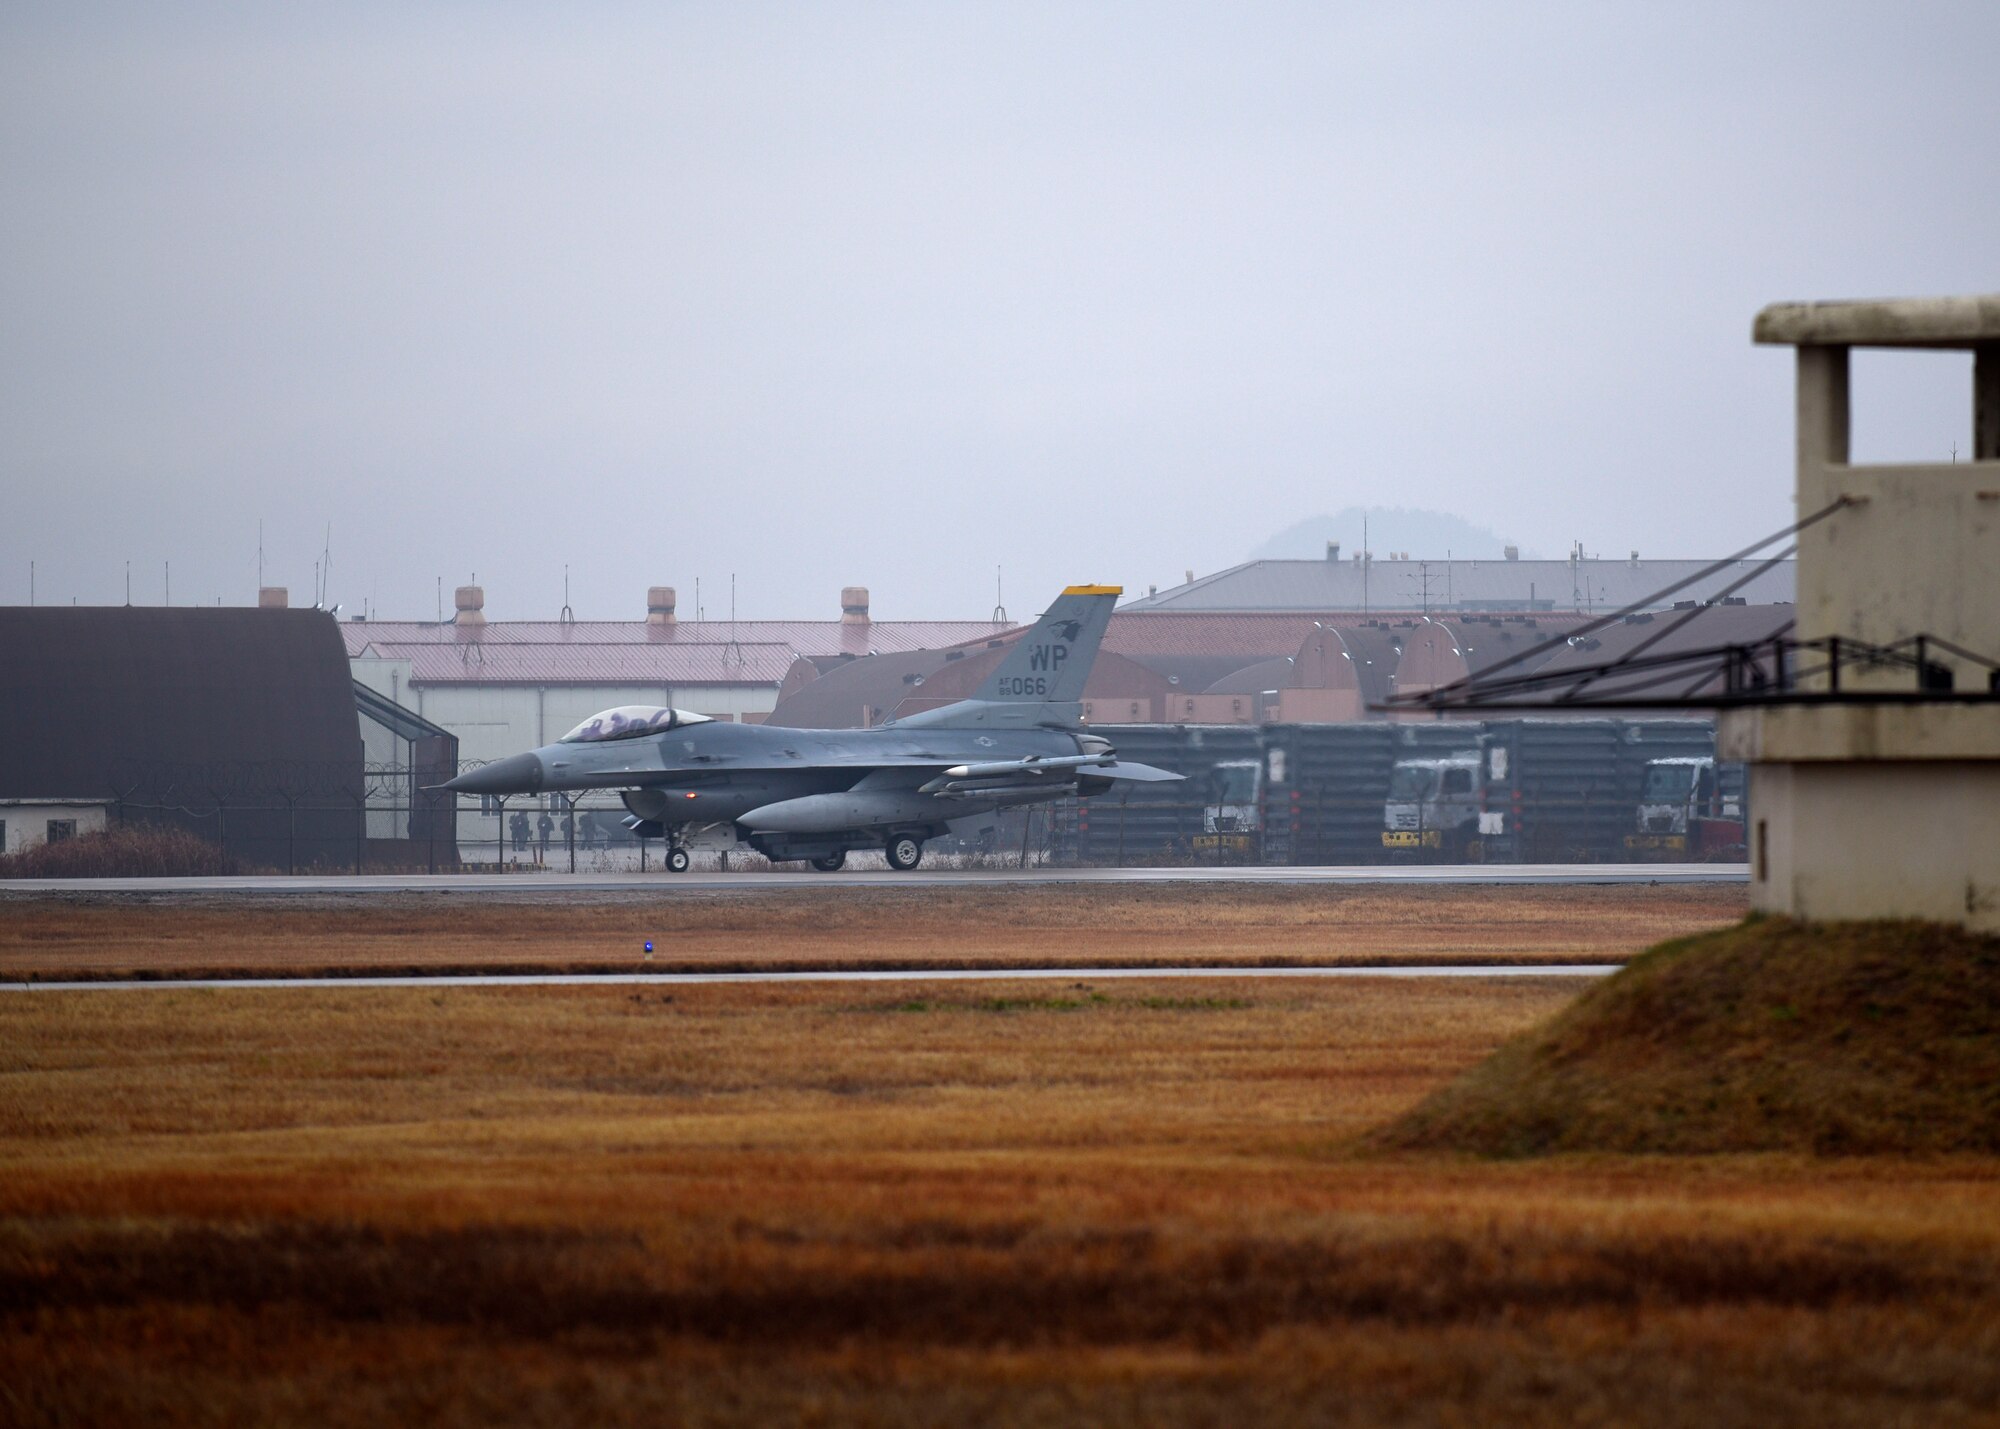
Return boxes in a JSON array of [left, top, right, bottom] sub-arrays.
[[258, 586, 288, 609], [647, 586, 677, 625], [841, 586, 870, 625], [454, 585, 485, 627]]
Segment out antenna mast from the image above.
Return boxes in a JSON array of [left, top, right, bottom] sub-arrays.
[[726, 574, 741, 668]]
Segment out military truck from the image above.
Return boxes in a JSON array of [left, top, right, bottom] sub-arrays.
[[1625, 755, 1745, 859], [1193, 758, 1262, 860], [1381, 750, 1485, 858]]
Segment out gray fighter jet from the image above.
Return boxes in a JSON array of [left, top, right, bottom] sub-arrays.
[[444, 585, 1182, 871]]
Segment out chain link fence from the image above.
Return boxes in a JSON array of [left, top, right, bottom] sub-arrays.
[[82, 715, 1730, 874]]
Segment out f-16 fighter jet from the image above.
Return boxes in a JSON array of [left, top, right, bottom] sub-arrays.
[[444, 585, 1182, 871]]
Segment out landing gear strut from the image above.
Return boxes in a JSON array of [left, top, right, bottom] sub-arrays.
[[665, 846, 691, 874], [884, 834, 923, 872]]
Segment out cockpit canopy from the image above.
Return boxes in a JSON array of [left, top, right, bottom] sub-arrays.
[[558, 706, 714, 744]]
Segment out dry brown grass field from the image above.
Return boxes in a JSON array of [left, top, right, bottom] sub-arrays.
[[0, 881, 1743, 979], [6, 965, 2000, 1426]]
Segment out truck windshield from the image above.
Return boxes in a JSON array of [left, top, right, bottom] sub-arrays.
[[1210, 764, 1259, 804], [1641, 763, 1698, 801], [1387, 765, 1435, 800]]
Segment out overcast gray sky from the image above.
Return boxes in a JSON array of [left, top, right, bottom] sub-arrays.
[[4, 2, 1995, 620]]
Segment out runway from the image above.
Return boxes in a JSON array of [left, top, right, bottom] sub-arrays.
[[3, 963, 1619, 992], [0, 862, 1747, 895]]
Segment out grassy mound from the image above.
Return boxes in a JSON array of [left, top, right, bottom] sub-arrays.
[[1378, 916, 2000, 1156], [0, 825, 237, 878]]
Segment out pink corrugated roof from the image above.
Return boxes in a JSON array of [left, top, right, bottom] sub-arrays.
[[341, 619, 1015, 660], [358, 640, 800, 686]]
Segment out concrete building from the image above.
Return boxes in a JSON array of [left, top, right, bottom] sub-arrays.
[[343, 584, 1014, 860], [346, 583, 1015, 755], [0, 604, 436, 870], [0, 799, 108, 855], [1719, 294, 2000, 929]]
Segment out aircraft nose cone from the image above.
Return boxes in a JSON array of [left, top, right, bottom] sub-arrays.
[[445, 751, 544, 796]]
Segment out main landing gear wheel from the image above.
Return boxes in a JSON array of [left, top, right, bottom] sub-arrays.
[[810, 851, 847, 872], [884, 835, 923, 872], [665, 847, 691, 874]]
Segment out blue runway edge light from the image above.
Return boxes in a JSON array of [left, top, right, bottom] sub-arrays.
[[644, 941, 654, 953]]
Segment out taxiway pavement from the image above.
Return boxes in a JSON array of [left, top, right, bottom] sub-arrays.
[[4, 963, 1619, 992], [0, 863, 1746, 896]]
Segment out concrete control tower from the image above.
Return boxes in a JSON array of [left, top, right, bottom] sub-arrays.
[[1722, 295, 2000, 928]]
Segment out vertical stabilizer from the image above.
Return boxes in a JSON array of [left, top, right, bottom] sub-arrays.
[[972, 585, 1119, 704], [898, 585, 1121, 729]]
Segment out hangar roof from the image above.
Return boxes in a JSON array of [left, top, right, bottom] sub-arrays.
[[1120, 559, 1794, 613], [1204, 657, 1295, 694], [1469, 602, 1797, 706], [0, 607, 362, 799]]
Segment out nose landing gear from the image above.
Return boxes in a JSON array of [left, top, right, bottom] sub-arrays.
[[810, 851, 847, 872], [665, 846, 691, 874]]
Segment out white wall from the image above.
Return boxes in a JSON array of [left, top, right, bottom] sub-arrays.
[[1749, 761, 2000, 930], [1796, 459, 2000, 692], [0, 802, 109, 854]]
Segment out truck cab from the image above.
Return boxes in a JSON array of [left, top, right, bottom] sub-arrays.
[[1382, 752, 1483, 858], [1626, 756, 1745, 859], [1194, 758, 1262, 860]]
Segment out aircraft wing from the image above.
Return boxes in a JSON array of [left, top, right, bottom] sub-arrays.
[[1089, 761, 1184, 782]]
